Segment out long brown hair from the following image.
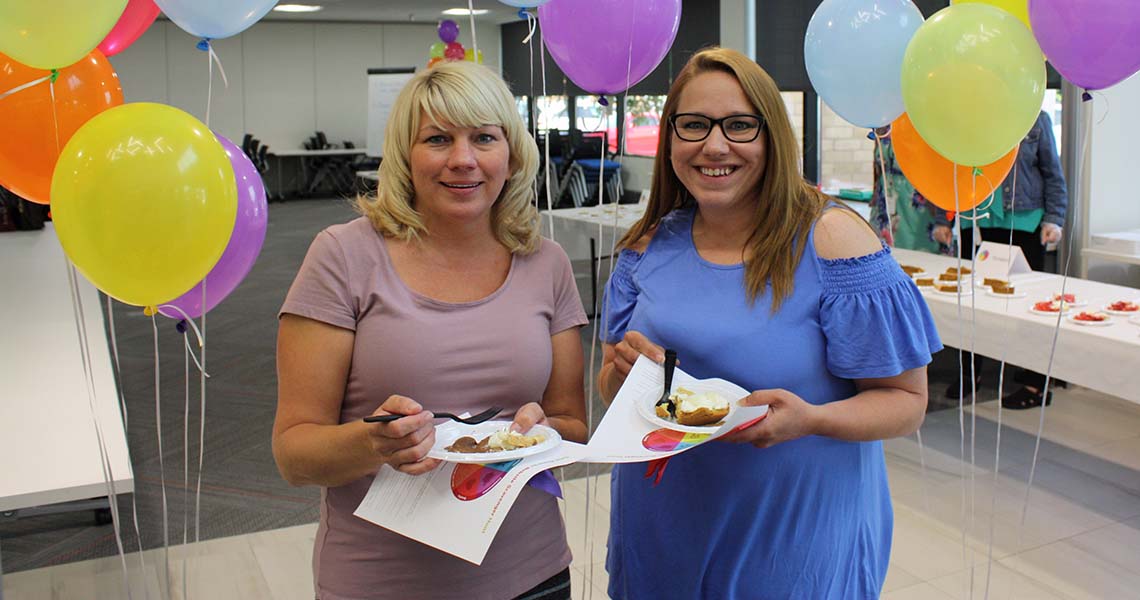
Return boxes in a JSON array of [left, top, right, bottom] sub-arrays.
[[618, 47, 829, 310]]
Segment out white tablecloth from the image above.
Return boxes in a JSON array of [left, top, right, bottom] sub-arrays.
[[893, 249, 1140, 403], [542, 205, 1140, 404], [0, 226, 133, 511]]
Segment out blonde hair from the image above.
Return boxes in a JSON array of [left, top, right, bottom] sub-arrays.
[[355, 61, 541, 254], [619, 47, 830, 310]]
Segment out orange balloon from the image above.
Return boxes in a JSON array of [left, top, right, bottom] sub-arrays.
[[0, 51, 123, 205], [890, 112, 1017, 213]]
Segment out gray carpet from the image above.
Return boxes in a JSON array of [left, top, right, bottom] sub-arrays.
[[1, 196, 975, 573]]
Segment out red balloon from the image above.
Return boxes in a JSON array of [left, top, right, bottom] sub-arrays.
[[0, 51, 123, 204], [98, 0, 160, 57], [445, 42, 465, 60]]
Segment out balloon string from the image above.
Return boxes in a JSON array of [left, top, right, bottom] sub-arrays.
[[522, 10, 538, 45], [539, 28, 555, 235], [150, 314, 172, 597], [105, 297, 152, 600], [48, 77, 62, 156], [195, 281, 208, 544], [66, 262, 133, 600], [197, 39, 229, 128], [467, 0, 478, 57], [0, 73, 51, 101], [872, 131, 894, 238]]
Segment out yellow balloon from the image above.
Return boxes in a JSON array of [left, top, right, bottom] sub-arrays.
[[0, 0, 128, 70], [51, 103, 237, 307], [901, 4, 1044, 167], [950, 0, 1031, 32]]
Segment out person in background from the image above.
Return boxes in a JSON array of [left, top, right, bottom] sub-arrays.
[[934, 110, 1068, 409], [870, 125, 952, 254], [273, 61, 588, 600], [597, 47, 942, 599]]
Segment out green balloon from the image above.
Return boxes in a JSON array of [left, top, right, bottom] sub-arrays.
[[430, 41, 446, 59], [901, 4, 1044, 166]]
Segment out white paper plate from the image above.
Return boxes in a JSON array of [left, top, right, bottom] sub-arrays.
[[1104, 302, 1140, 317], [931, 287, 974, 297], [986, 289, 1027, 299], [1067, 313, 1113, 327], [636, 382, 740, 434], [427, 421, 561, 464]]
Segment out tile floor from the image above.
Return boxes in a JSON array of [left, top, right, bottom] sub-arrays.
[[5, 386, 1140, 599]]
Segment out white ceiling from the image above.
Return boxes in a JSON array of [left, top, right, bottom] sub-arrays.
[[264, 0, 525, 25]]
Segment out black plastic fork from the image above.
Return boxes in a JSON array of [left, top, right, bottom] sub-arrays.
[[363, 406, 503, 425], [654, 349, 678, 416]]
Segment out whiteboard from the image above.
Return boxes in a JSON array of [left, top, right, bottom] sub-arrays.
[[366, 67, 416, 157]]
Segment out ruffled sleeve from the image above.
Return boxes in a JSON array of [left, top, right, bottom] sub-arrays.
[[599, 248, 645, 344], [818, 246, 943, 379]]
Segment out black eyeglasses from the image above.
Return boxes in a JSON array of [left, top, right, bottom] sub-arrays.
[[669, 113, 765, 143]]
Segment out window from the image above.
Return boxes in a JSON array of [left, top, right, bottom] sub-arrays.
[[535, 95, 569, 131], [515, 96, 529, 129], [620, 95, 666, 156]]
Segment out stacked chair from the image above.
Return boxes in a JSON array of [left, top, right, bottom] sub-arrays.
[[304, 131, 355, 197], [241, 133, 277, 202]]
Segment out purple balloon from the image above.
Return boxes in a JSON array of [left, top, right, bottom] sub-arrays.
[[438, 19, 460, 44], [158, 134, 268, 320], [1029, 0, 1140, 90], [538, 0, 681, 95]]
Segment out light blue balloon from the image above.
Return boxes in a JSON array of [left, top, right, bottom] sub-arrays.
[[804, 0, 924, 128], [499, 0, 552, 7], [155, 0, 279, 39]]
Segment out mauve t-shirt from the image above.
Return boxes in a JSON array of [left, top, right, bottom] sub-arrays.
[[279, 217, 587, 600]]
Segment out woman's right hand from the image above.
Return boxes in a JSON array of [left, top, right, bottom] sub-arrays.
[[609, 330, 667, 388], [365, 395, 440, 475]]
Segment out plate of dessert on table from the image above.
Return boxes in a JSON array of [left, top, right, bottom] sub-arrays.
[[978, 278, 1026, 299], [638, 383, 739, 434], [429, 422, 561, 463], [1048, 292, 1086, 307], [1104, 300, 1140, 317], [1029, 300, 1070, 316], [932, 281, 973, 296], [899, 264, 926, 278], [1068, 311, 1113, 327], [914, 276, 935, 290]]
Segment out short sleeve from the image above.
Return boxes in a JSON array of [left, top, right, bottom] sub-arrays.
[[599, 249, 644, 344], [549, 243, 589, 335], [278, 229, 358, 331], [818, 246, 943, 379]]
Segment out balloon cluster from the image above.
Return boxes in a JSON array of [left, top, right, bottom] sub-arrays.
[[0, 0, 270, 314], [427, 19, 483, 69], [804, 0, 1140, 212]]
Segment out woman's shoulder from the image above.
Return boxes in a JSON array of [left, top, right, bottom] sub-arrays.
[[813, 206, 883, 261]]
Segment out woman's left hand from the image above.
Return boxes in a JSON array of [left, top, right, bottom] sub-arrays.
[[718, 389, 820, 448], [511, 402, 550, 434]]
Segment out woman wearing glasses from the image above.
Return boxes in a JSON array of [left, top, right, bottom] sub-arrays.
[[597, 47, 941, 599]]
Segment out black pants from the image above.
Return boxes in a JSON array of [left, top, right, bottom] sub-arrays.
[[955, 225, 1050, 389], [513, 567, 572, 600]]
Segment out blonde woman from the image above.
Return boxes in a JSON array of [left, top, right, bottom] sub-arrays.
[[274, 61, 587, 599], [598, 48, 941, 598]]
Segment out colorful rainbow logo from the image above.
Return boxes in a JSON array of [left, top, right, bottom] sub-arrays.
[[641, 429, 710, 452], [450, 459, 521, 501], [978, 249, 990, 261]]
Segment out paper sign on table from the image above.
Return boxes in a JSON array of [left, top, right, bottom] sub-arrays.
[[354, 442, 587, 565], [975, 241, 1033, 281], [579, 355, 768, 464]]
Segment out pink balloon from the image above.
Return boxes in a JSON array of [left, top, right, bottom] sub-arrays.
[[98, 0, 160, 57], [1029, 0, 1140, 90], [538, 0, 681, 95], [158, 135, 267, 320]]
